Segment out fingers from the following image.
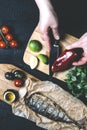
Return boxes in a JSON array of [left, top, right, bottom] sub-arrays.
[[38, 26, 51, 50], [72, 57, 87, 66], [42, 32, 51, 50], [66, 33, 87, 50], [38, 26, 59, 51], [41, 28, 59, 51], [66, 41, 87, 66], [72, 53, 87, 66], [66, 41, 80, 50], [52, 27, 60, 40]]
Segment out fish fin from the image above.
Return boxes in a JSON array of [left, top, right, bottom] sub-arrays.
[[77, 117, 86, 125], [76, 117, 86, 129]]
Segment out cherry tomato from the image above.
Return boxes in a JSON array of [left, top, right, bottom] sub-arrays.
[[0, 41, 6, 48], [5, 72, 14, 80], [0, 35, 2, 40], [14, 79, 24, 87], [1, 25, 10, 35], [13, 70, 25, 79], [10, 40, 18, 48], [5, 33, 13, 41]]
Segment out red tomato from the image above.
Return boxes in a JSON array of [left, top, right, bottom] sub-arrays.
[[0, 41, 6, 48], [10, 40, 18, 48], [14, 79, 23, 87], [1, 25, 10, 35], [5, 33, 13, 41], [0, 35, 2, 40]]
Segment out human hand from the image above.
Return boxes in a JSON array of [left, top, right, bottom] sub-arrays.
[[38, 8, 59, 50], [35, 0, 59, 50], [66, 33, 87, 66]]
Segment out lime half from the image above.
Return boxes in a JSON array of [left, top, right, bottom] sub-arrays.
[[29, 55, 38, 69], [37, 54, 49, 64], [28, 40, 42, 52]]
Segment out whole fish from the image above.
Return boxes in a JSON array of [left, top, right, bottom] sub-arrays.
[[26, 93, 85, 129]]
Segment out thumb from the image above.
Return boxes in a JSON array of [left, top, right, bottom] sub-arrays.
[[66, 41, 79, 50]]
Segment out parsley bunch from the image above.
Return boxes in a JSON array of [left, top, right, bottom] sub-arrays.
[[65, 63, 87, 102]]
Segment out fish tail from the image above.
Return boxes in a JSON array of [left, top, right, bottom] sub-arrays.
[[75, 117, 86, 129]]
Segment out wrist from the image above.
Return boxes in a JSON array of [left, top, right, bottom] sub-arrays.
[[35, 0, 53, 12]]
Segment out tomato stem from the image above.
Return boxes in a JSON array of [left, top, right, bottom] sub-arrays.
[[0, 29, 9, 48]]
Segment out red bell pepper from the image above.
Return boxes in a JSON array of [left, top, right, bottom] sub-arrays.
[[51, 48, 83, 72]]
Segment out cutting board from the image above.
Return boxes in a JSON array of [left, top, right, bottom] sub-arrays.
[[0, 64, 39, 104], [23, 27, 78, 81]]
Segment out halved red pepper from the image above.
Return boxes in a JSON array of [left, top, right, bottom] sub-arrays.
[[51, 48, 83, 72]]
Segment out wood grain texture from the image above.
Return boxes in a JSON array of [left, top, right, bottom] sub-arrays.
[[23, 27, 50, 74], [0, 64, 39, 104], [23, 27, 78, 81]]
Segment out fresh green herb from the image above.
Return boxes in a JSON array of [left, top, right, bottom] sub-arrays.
[[65, 63, 87, 101]]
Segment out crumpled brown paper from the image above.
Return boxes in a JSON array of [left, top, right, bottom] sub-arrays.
[[12, 78, 87, 130]]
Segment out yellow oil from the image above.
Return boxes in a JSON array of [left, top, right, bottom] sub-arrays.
[[5, 92, 15, 102]]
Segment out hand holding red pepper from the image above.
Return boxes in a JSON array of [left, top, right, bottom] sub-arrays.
[[51, 48, 83, 72], [66, 33, 87, 66]]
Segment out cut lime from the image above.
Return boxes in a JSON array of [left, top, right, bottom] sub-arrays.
[[28, 40, 42, 52], [29, 55, 38, 69], [37, 54, 49, 64]]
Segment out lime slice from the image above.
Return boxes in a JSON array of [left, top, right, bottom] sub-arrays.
[[29, 55, 38, 69], [28, 40, 42, 52], [37, 54, 49, 64]]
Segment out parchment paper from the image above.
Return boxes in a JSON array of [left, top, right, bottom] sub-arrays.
[[12, 78, 87, 130]]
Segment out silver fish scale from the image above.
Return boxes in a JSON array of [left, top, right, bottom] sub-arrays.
[[58, 111, 65, 119], [51, 108, 60, 120], [39, 102, 48, 114], [28, 94, 39, 111], [27, 93, 84, 129], [29, 97, 36, 106], [46, 105, 54, 114], [63, 115, 73, 123], [45, 105, 55, 118], [35, 99, 43, 110], [29, 95, 38, 104]]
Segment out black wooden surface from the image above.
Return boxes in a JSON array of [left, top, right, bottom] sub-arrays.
[[0, 0, 87, 130], [0, 1, 44, 130]]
